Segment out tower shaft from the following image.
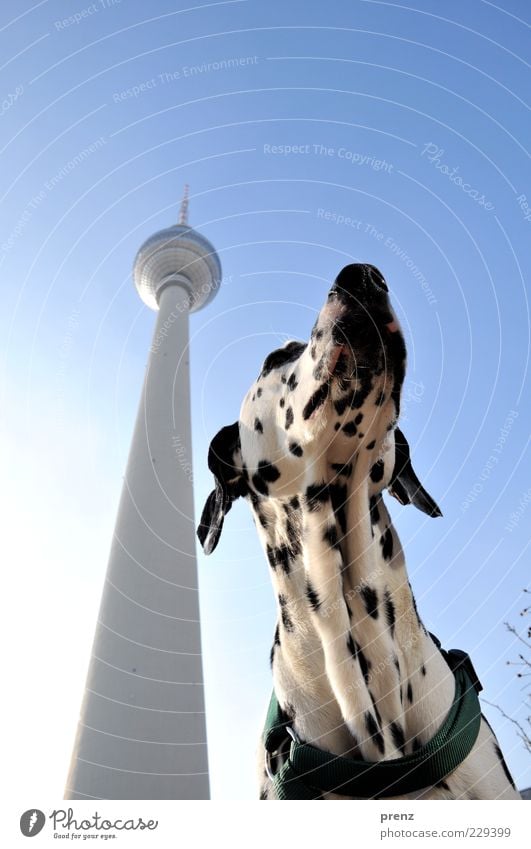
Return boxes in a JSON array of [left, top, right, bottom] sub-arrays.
[[66, 284, 209, 799]]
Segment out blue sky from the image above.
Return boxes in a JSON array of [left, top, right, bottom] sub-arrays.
[[2, 0, 530, 801]]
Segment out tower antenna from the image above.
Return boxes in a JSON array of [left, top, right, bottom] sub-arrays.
[[178, 183, 189, 225]]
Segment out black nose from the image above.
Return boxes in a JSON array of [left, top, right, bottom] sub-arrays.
[[331, 264, 389, 298]]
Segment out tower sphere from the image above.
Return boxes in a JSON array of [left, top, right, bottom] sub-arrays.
[[133, 196, 221, 313]]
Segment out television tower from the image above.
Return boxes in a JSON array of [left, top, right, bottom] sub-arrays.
[[66, 188, 221, 799]]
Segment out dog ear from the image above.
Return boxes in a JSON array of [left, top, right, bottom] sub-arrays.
[[197, 422, 244, 554], [388, 427, 442, 517]]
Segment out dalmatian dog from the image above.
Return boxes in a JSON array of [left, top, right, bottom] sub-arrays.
[[197, 263, 520, 800]]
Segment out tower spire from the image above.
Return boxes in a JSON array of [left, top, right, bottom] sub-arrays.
[[178, 183, 189, 225]]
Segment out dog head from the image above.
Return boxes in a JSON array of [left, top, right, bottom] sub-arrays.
[[198, 263, 441, 554]]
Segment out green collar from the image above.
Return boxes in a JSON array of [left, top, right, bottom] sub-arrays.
[[263, 639, 483, 800]]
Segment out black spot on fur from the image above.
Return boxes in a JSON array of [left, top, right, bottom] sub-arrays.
[[365, 711, 385, 754], [305, 482, 330, 511], [334, 422, 341, 431], [302, 383, 329, 419], [278, 594, 294, 632], [306, 581, 321, 611], [323, 524, 340, 550], [409, 581, 424, 630], [421, 664, 426, 677], [331, 462, 352, 478], [390, 721, 406, 755], [310, 344, 317, 360], [369, 692, 382, 728], [313, 358, 326, 381], [279, 398, 285, 408], [358, 646, 371, 685], [252, 460, 280, 496], [366, 439, 376, 450], [394, 656, 401, 678], [287, 373, 298, 391], [347, 634, 371, 684], [267, 544, 292, 574], [260, 787, 268, 800], [261, 342, 306, 377], [350, 380, 373, 409], [285, 519, 301, 556], [407, 682, 413, 704], [252, 474, 268, 495], [257, 387, 262, 397], [361, 585, 379, 619], [375, 391, 386, 406], [346, 633, 357, 658], [380, 527, 393, 560], [330, 483, 347, 535], [270, 624, 281, 666], [493, 742, 516, 789], [290, 495, 300, 510], [342, 421, 357, 437], [355, 412, 363, 425], [285, 406, 294, 430], [436, 779, 450, 791], [370, 459, 385, 482], [384, 590, 396, 636], [334, 390, 354, 416], [254, 418, 263, 433], [369, 495, 380, 525], [258, 460, 281, 482]]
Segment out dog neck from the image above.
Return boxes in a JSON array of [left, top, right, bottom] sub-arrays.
[[249, 436, 455, 765]]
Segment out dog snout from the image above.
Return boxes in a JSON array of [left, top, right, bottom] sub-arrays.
[[330, 263, 389, 301]]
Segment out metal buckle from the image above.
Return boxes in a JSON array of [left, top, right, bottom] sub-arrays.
[[286, 725, 300, 744], [265, 725, 300, 780]]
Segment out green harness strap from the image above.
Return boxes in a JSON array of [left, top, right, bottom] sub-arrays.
[[263, 643, 483, 800]]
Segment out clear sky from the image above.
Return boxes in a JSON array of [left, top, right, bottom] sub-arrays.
[[2, 0, 529, 801]]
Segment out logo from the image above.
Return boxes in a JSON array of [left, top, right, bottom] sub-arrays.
[[20, 810, 45, 837]]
